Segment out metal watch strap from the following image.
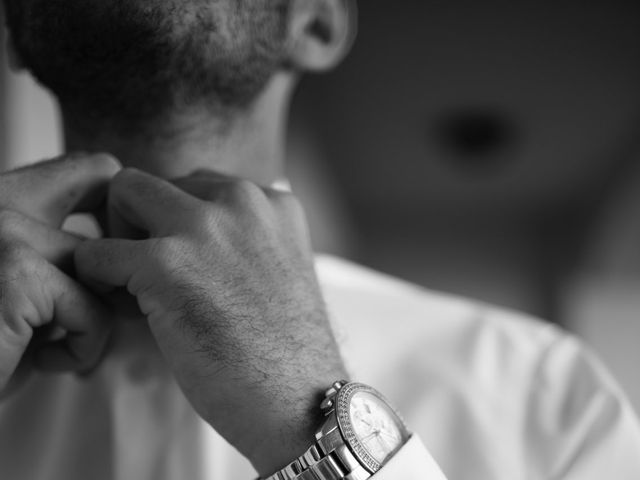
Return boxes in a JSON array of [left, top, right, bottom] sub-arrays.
[[262, 381, 371, 480], [262, 438, 370, 480]]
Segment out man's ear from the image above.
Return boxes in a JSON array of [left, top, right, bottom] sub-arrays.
[[285, 0, 357, 72]]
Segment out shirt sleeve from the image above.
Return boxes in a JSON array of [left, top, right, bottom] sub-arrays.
[[527, 334, 640, 479], [370, 435, 448, 480]]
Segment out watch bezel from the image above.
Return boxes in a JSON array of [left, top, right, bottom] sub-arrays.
[[335, 382, 410, 473]]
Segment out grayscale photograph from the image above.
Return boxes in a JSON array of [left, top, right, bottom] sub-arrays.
[[0, 1, 638, 479]]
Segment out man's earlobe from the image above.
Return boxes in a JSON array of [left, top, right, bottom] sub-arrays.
[[6, 33, 26, 71], [285, 0, 357, 72]]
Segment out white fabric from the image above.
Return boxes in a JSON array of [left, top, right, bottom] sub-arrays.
[[378, 435, 447, 479], [0, 255, 639, 479]]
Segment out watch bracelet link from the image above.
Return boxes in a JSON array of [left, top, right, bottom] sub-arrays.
[[261, 435, 370, 480], [261, 381, 371, 480]]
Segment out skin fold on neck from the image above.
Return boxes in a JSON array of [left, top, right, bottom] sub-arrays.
[[62, 73, 294, 187]]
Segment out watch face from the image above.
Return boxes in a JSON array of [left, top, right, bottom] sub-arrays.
[[336, 383, 409, 472]]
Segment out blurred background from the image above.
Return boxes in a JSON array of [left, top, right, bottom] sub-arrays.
[[2, 1, 640, 410]]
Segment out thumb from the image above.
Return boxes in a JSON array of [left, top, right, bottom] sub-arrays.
[[0, 153, 121, 227]]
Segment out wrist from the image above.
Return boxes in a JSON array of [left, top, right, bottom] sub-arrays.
[[246, 373, 349, 476]]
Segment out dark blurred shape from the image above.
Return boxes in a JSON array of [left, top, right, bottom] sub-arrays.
[[434, 107, 517, 171]]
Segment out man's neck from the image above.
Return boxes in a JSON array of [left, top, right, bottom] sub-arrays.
[[62, 75, 293, 186]]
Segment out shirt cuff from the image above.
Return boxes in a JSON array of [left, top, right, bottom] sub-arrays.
[[372, 435, 448, 479]]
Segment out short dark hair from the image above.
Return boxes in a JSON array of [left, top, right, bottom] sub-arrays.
[[3, 0, 290, 133]]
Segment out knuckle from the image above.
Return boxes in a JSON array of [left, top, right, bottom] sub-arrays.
[[0, 286, 34, 343], [233, 179, 257, 193], [111, 168, 162, 206], [227, 179, 262, 203], [271, 191, 305, 218], [214, 180, 272, 223]]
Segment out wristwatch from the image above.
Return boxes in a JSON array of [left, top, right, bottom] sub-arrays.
[[263, 381, 411, 480]]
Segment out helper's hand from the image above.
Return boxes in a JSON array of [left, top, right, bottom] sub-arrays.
[[0, 154, 120, 398], [75, 168, 348, 475]]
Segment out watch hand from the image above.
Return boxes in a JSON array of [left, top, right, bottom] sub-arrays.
[[379, 430, 400, 442], [360, 431, 380, 442]]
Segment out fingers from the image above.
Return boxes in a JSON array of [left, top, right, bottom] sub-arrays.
[[0, 210, 84, 272], [109, 169, 200, 236], [173, 171, 301, 223], [172, 176, 227, 202], [0, 154, 122, 385], [0, 248, 112, 385], [171, 170, 281, 210], [75, 238, 147, 291], [0, 153, 121, 226]]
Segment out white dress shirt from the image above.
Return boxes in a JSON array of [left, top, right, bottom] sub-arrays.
[[0, 255, 638, 479]]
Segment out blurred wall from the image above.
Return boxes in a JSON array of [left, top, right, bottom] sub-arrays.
[[290, 0, 640, 321], [562, 156, 640, 416], [288, 0, 640, 412]]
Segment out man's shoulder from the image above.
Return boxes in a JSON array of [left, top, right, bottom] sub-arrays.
[[313, 254, 623, 414], [315, 254, 562, 361], [315, 256, 640, 478]]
